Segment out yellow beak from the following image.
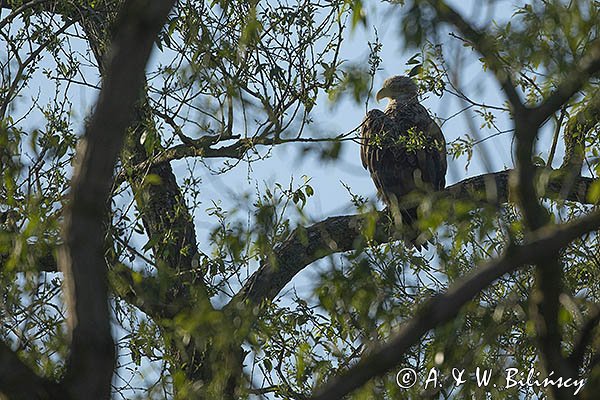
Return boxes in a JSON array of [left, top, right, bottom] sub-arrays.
[[375, 87, 389, 102]]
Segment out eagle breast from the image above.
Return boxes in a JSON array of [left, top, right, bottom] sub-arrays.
[[360, 76, 447, 209]]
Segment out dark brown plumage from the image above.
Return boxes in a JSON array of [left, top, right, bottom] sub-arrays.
[[360, 76, 447, 243]]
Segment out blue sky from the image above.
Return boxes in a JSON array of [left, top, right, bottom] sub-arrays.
[[184, 0, 518, 234], [2, 0, 563, 396], [196, 0, 563, 241]]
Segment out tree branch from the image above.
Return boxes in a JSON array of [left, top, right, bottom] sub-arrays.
[[567, 305, 600, 370], [57, 0, 175, 397], [228, 170, 595, 311], [117, 134, 349, 178], [309, 209, 600, 400], [2, 170, 594, 314], [561, 89, 600, 174], [0, 243, 178, 322], [78, 0, 214, 317], [109, 263, 184, 319], [416, 6, 600, 395], [0, 341, 65, 399], [0, 0, 50, 31]]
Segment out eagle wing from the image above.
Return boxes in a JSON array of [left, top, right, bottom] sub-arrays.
[[419, 114, 447, 191], [360, 106, 447, 206], [360, 103, 446, 249], [360, 109, 385, 170], [361, 109, 418, 205]]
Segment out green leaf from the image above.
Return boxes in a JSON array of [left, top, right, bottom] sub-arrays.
[[532, 156, 546, 167], [406, 53, 421, 64], [587, 180, 600, 203], [408, 64, 422, 77], [305, 185, 314, 197], [350, 0, 367, 29], [143, 174, 163, 186]]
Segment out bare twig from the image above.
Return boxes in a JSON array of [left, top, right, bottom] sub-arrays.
[[533, 41, 600, 125], [425, 0, 524, 112]]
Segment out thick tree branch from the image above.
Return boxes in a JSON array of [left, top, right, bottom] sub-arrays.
[[117, 134, 348, 177], [58, 0, 175, 397], [0, 237, 177, 322], [532, 250, 574, 400], [511, 116, 562, 394], [567, 306, 600, 370], [510, 43, 600, 400], [579, 359, 600, 400], [110, 263, 184, 319], [426, 3, 600, 394], [229, 170, 595, 311], [79, 2, 212, 315], [78, 5, 221, 391], [227, 212, 389, 310], [555, 90, 600, 211], [516, 117, 564, 399], [310, 210, 600, 400], [425, 1, 600, 126], [0, 341, 65, 399], [2, 170, 594, 312]]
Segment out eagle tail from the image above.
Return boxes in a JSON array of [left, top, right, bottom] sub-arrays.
[[387, 196, 431, 251]]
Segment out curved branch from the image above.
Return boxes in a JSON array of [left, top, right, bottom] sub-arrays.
[[309, 209, 600, 400], [229, 212, 390, 309], [533, 41, 600, 125], [119, 134, 350, 176], [567, 306, 600, 370], [228, 170, 595, 310], [2, 170, 594, 316], [79, 0, 213, 316]]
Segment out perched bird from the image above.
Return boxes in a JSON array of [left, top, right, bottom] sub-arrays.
[[360, 75, 447, 245]]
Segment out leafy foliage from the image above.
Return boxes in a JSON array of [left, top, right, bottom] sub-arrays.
[[2, 0, 600, 399]]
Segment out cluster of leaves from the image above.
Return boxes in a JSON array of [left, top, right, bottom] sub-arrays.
[[327, 25, 383, 106], [0, 118, 67, 381], [369, 125, 443, 156], [497, 1, 599, 103], [404, 44, 446, 96]]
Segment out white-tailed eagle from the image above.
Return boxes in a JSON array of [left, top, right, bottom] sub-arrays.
[[360, 75, 447, 244]]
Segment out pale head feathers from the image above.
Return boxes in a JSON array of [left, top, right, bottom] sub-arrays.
[[375, 75, 419, 104]]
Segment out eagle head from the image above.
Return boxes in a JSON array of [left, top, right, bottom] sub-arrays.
[[375, 75, 418, 103]]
